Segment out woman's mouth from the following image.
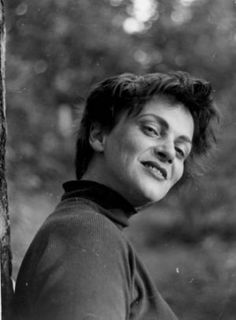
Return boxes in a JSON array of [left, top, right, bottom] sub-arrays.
[[141, 161, 167, 180]]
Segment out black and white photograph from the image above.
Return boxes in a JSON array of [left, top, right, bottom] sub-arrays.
[[1, 1, 236, 319]]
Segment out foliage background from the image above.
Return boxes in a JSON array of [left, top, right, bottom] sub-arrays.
[[5, 0, 236, 319]]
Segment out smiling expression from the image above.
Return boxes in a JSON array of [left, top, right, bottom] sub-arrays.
[[86, 97, 194, 207]]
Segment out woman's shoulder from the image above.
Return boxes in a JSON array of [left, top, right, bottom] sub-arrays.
[[32, 197, 132, 258]]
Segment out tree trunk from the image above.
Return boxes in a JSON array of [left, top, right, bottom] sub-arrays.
[[0, 1, 13, 319]]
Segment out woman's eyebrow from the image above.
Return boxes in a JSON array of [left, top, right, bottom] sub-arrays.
[[138, 114, 169, 130]]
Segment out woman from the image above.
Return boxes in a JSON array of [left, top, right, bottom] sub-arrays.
[[12, 71, 219, 320]]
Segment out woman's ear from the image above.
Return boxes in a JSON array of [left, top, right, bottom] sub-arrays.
[[89, 123, 106, 152]]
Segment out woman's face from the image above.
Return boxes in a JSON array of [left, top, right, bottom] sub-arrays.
[[89, 97, 194, 207]]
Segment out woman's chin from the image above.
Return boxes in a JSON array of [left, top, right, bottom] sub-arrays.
[[131, 190, 167, 209]]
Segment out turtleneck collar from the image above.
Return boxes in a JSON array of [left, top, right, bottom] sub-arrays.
[[61, 180, 137, 228]]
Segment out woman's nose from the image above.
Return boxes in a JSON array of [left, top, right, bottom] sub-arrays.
[[154, 141, 175, 164]]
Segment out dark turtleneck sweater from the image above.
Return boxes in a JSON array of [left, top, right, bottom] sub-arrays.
[[12, 180, 178, 320]]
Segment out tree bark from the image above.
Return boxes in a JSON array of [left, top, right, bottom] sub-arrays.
[[0, 0, 13, 319]]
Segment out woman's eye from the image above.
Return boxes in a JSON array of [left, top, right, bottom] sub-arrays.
[[143, 126, 159, 136], [176, 147, 185, 159]]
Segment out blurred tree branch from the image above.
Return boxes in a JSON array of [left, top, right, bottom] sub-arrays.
[[0, 0, 13, 318]]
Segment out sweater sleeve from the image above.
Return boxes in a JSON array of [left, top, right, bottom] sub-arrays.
[[14, 210, 132, 320]]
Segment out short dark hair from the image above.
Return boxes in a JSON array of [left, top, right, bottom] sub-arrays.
[[75, 71, 219, 181]]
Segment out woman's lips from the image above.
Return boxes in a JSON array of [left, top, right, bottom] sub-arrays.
[[141, 161, 167, 180]]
